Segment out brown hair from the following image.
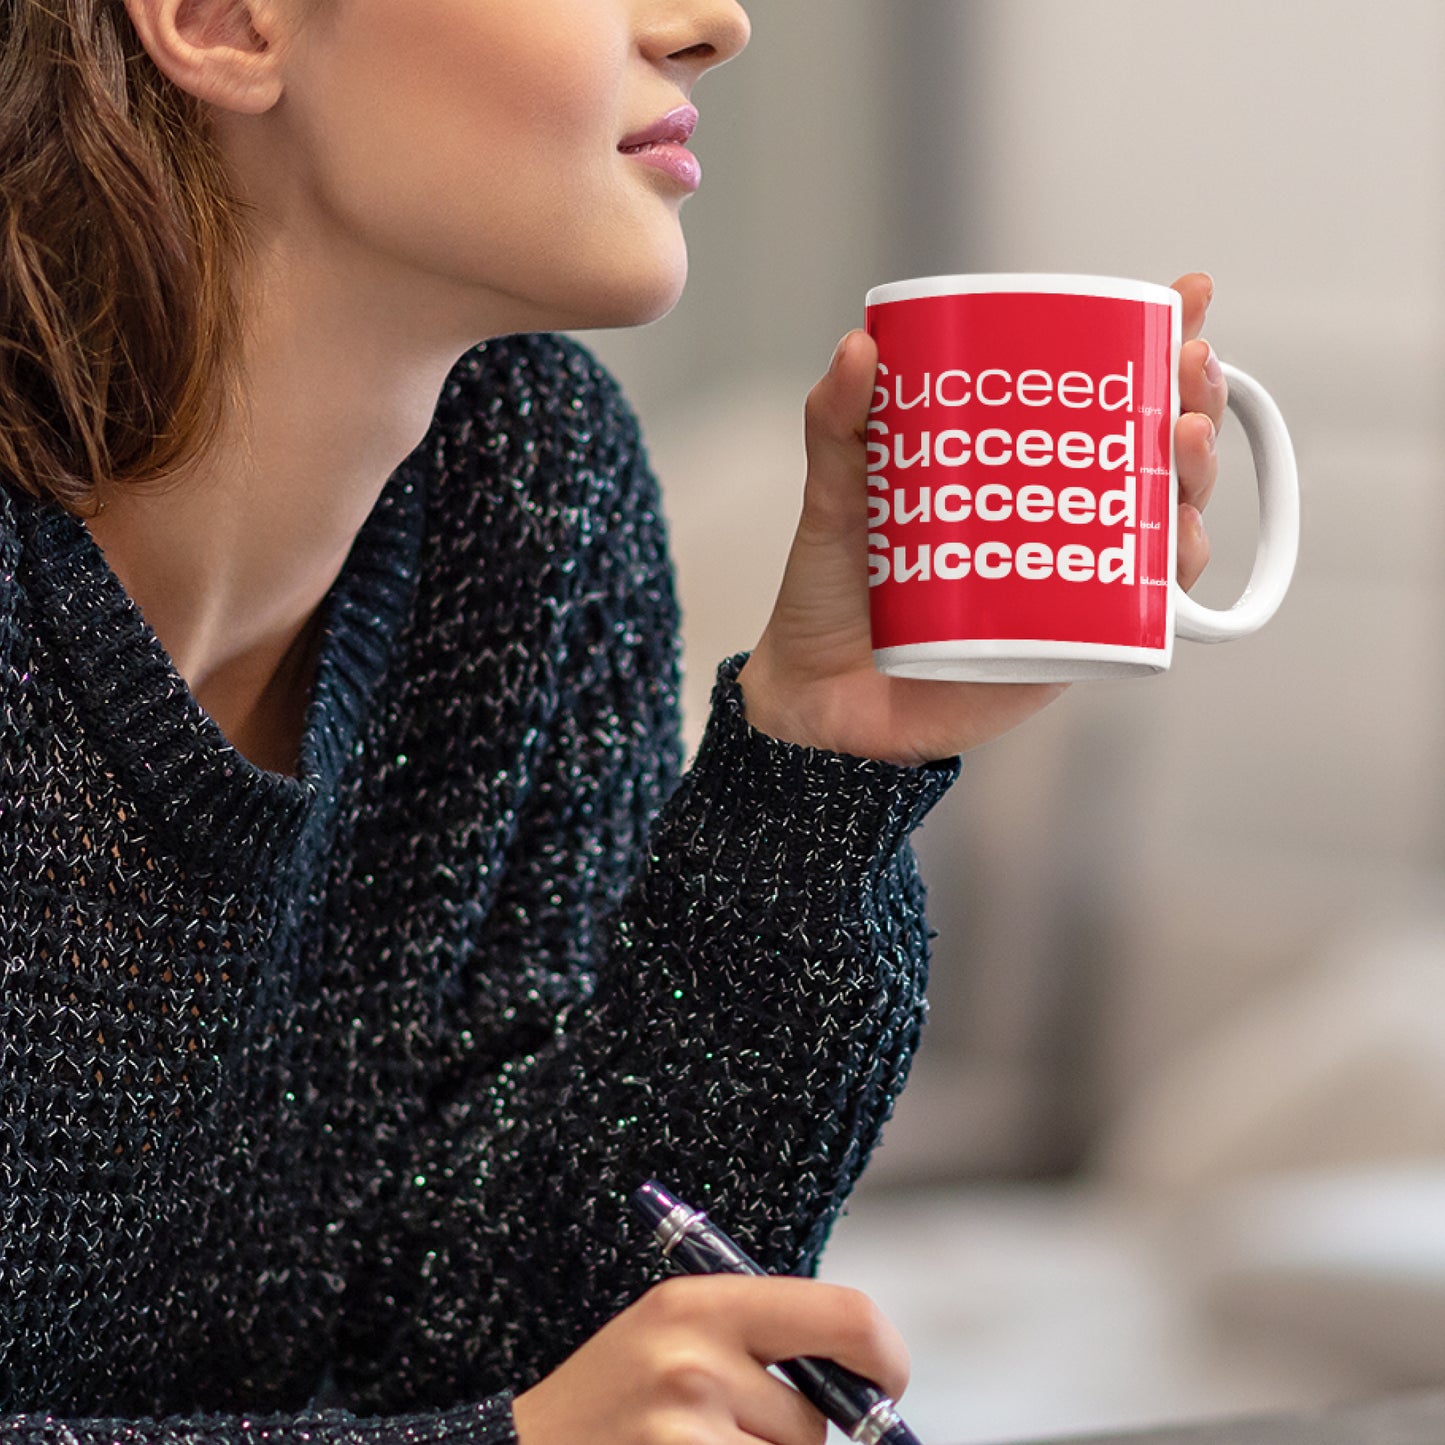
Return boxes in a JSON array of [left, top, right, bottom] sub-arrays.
[[0, 0, 253, 514]]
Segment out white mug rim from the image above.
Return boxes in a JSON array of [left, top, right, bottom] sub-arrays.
[[866, 273, 1179, 309]]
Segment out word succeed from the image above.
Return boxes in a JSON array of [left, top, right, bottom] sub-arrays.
[[868, 476, 1143, 585], [867, 359, 1163, 588], [873, 359, 1137, 414]]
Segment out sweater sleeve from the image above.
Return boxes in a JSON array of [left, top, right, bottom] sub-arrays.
[[326, 360, 961, 1413]]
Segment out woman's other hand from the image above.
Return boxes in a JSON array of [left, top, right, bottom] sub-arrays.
[[511, 1274, 909, 1445], [736, 272, 1226, 765]]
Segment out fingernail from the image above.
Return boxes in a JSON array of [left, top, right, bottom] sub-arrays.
[[829, 333, 851, 373], [1203, 341, 1224, 386]]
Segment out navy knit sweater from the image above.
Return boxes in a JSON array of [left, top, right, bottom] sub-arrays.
[[0, 334, 957, 1444]]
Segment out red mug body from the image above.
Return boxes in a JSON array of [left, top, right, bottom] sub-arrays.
[[865, 275, 1181, 680]]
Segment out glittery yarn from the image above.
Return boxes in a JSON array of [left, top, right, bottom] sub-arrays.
[[0, 334, 958, 1444]]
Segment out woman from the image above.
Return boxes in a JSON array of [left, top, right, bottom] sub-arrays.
[[0, 1, 1225, 1441]]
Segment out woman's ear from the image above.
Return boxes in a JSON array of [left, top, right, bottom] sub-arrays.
[[121, 0, 289, 114]]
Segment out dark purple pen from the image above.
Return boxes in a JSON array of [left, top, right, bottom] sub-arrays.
[[631, 1180, 926, 1445]]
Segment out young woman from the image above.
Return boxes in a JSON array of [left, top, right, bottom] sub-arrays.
[[0, 1, 1225, 1441]]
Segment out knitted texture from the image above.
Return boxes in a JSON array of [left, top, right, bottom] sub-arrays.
[[0, 334, 959, 1444]]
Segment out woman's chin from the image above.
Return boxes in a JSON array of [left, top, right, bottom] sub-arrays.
[[457, 249, 690, 340], [573, 258, 690, 331]]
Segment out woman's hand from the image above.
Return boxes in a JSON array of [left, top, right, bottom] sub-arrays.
[[736, 272, 1226, 765], [511, 1274, 909, 1445]]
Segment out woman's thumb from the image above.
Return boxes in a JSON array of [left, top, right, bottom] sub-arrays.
[[800, 329, 877, 535]]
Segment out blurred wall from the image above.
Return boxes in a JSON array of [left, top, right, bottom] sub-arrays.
[[946, 0, 1445, 1186], [587, 1, 1445, 1186]]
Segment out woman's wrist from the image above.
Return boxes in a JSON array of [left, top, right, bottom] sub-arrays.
[[732, 651, 817, 751], [733, 649, 923, 767]]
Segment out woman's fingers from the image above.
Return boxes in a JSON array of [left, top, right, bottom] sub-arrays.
[[629, 1333, 829, 1445], [796, 327, 878, 558], [1172, 271, 1214, 341], [652, 1274, 912, 1404], [1180, 335, 1228, 429], [1176, 398, 1216, 589], [512, 1273, 913, 1445], [756, 1280, 911, 1403], [1176, 503, 1211, 593], [1172, 285, 1226, 591], [1176, 403, 1219, 515], [733, 1371, 830, 1445]]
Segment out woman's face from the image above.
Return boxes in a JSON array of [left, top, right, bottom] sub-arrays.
[[226, 0, 750, 338]]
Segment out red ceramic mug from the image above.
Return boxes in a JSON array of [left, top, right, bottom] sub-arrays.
[[865, 274, 1299, 681]]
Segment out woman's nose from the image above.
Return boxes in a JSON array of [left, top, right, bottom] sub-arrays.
[[643, 0, 750, 79]]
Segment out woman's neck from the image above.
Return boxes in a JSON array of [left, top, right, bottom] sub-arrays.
[[83, 248, 466, 775]]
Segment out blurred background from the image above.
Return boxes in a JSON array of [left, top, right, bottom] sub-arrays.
[[585, 2, 1445, 1440]]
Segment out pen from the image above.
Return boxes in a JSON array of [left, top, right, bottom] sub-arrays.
[[631, 1180, 926, 1445]]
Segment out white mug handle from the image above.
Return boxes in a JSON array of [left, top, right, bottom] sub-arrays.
[[1174, 361, 1300, 643]]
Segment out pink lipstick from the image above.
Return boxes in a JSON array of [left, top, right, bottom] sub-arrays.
[[619, 104, 702, 192]]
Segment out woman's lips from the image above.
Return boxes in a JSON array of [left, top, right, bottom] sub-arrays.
[[619, 104, 702, 192]]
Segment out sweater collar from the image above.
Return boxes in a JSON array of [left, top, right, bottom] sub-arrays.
[[16, 452, 429, 875]]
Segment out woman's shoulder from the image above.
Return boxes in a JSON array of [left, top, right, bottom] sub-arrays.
[[0, 481, 21, 543], [0, 484, 22, 601], [433, 332, 645, 463], [418, 333, 659, 549], [398, 333, 678, 713], [0, 485, 26, 680]]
